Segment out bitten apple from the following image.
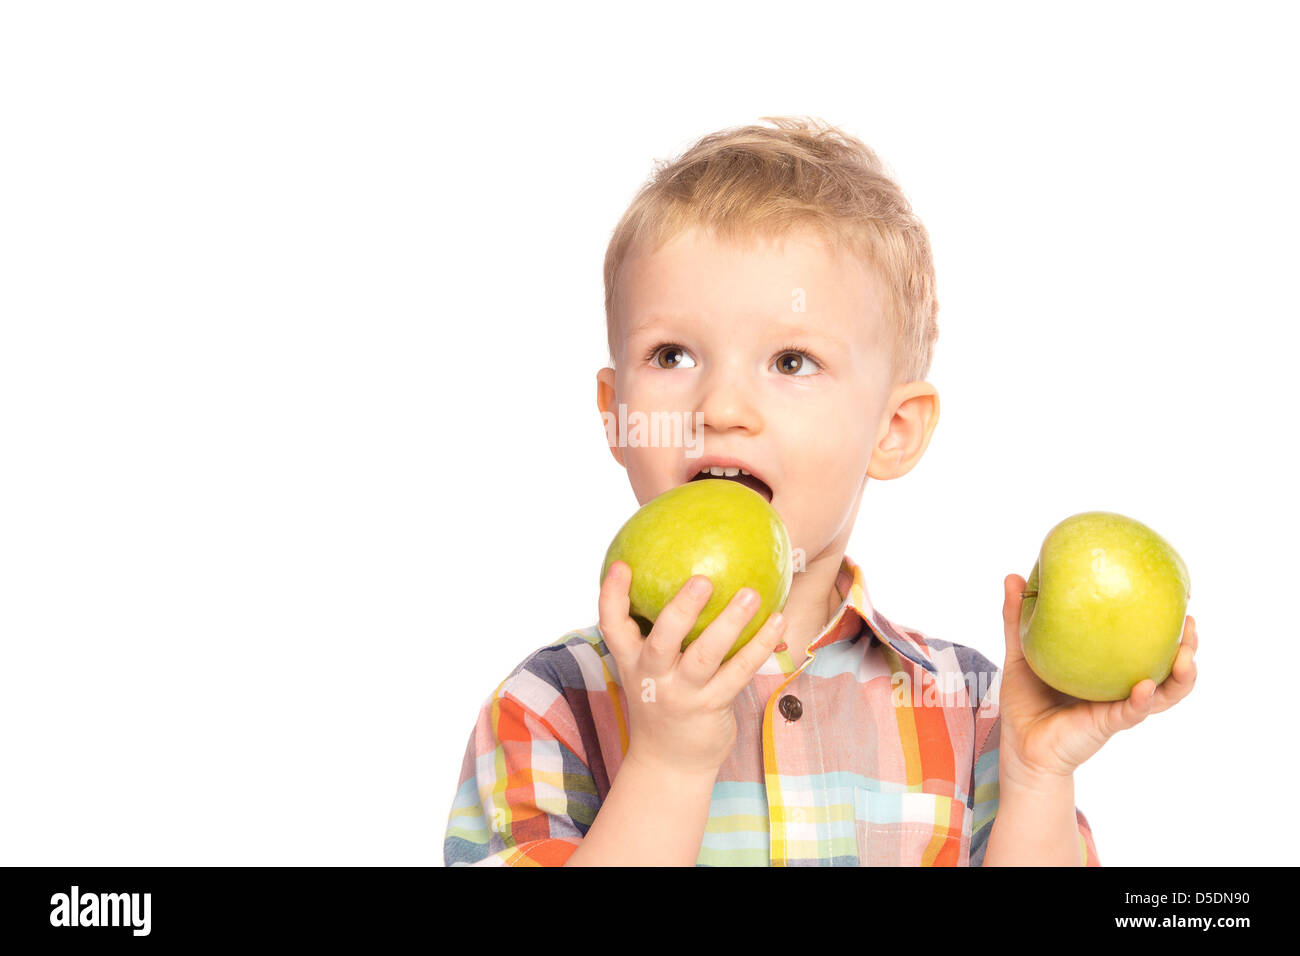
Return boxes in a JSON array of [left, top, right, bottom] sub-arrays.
[[1019, 511, 1191, 701], [601, 479, 793, 662]]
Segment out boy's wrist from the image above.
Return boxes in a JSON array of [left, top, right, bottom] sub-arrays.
[[984, 755, 1082, 866], [999, 752, 1076, 798], [566, 746, 719, 866], [622, 747, 723, 789]]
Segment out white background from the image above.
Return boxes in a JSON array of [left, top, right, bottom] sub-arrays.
[[2, 1, 1296, 866]]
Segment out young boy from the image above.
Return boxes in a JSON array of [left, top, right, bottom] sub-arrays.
[[443, 116, 1199, 866]]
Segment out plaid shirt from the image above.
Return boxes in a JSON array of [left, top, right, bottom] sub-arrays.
[[444, 554, 1101, 866]]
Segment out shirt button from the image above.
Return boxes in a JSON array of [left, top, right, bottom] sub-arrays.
[[778, 694, 803, 721]]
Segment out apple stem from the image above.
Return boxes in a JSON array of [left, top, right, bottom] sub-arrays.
[[1021, 590, 1038, 598]]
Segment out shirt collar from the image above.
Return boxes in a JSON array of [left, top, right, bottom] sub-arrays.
[[808, 553, 938, 675]]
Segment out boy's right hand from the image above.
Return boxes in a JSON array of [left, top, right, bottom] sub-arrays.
[[598, 560, 789, 779]]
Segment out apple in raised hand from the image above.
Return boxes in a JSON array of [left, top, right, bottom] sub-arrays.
[[601, 478, 793, 662], [1019, 511, 1191, 701]]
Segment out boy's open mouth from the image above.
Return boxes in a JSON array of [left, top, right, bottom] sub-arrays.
[[688, 465, 773, 503]]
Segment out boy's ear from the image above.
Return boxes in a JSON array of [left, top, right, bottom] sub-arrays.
[[867, 382, 940, 481], [596, 367, 625, 467]]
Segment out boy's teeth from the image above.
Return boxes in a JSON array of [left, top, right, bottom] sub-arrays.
[[698, 465, 750, 477]]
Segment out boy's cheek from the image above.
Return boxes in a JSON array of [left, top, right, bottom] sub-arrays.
[[622, 449, 684, 502]]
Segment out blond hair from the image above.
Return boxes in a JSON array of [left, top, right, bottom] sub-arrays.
[[603, 116, 939, 384]]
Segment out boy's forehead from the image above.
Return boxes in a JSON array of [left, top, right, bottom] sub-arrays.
[[628, 222, 842, 274], [617, 224, 885, 341]]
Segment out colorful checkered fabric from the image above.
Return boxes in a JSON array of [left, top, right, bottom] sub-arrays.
[[444, 554, 1101, 866]]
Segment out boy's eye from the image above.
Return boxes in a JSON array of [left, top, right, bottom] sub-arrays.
[[648, 344, 696, 369], [773, 349, 819, 376], [645, 343, 820, 375]]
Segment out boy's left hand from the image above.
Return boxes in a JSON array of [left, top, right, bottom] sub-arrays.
[[996, 573, 1198, 784]]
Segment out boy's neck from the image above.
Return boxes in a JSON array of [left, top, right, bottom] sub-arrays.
[[776, 549, 850, 663]]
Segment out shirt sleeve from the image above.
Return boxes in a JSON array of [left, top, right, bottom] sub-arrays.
[[444, 673, 601, 867], [968, 669, 1101, 867]]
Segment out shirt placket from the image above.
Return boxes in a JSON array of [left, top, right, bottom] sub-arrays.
[[761, 609, 850, 866]]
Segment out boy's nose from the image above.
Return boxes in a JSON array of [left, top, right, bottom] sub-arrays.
[[694, 366, 762, 434]]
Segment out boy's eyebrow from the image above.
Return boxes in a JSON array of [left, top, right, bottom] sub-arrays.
[[628, 313, 850, 351], [763, 321, 850, 350]]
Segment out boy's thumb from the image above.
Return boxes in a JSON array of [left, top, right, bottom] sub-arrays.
[[1002, 574, 1027, 665]]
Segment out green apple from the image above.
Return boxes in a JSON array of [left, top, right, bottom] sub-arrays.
[[1019, 511, 1191, 702], [601, 479, 793, 662]]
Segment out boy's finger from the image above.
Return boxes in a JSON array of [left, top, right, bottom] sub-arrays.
[[707, 609, 789, 701], [1147, 617, 1199, 715], [1099, 679, 1156, 738], [1150, 651, 1197, 714], [597, 561, 644, 665], [643, 575, 714, 672], [677, 587, 763, 686]]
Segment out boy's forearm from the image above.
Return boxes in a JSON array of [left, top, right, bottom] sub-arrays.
[[981, 767, 1085, 866], [564, 753, 717, 866]]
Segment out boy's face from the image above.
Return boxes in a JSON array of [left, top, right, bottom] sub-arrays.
[[597, 223, 938, 569]]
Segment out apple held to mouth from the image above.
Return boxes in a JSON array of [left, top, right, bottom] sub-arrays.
[[1019, 511, 1191, 702], [601, 478, 793, 663]]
